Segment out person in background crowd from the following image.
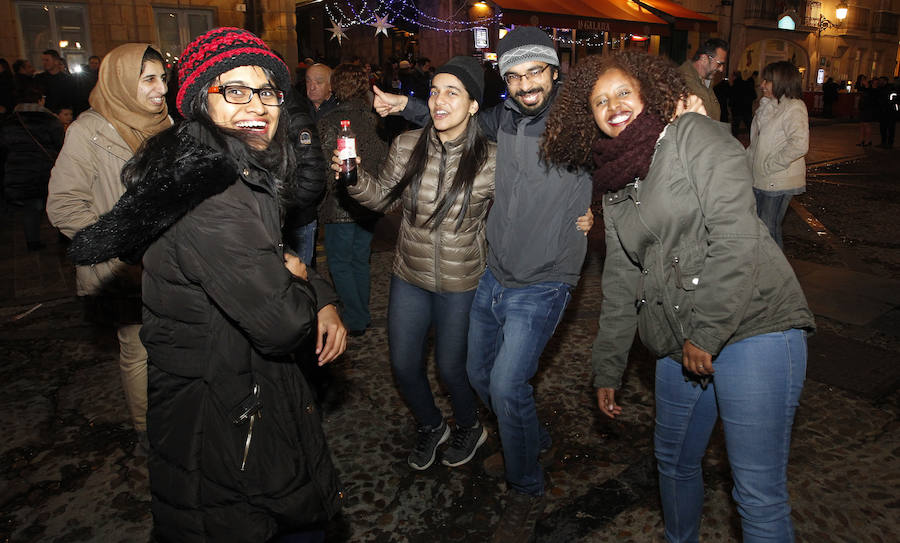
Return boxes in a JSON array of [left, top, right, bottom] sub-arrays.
[[306, 63, 336, 122], [679, 38, 728, 121], [0, 85, 65, 250], [748, 61, 810, 248], [374, 27, 594, 541], [34, 49, 75, 114], [55, 106, 74, 131], [482, 61, 506, 108], [0, 59, 14, 113], [856, 74, 876, 146], [13, 59, 36, 92], [318, 63, 387, 337], [542, 50, 814, 543], [732, 71, 755, 135], [823, 76, 839, 118], [47, 43, 171, 444], [712, 72, 730, 123], [67, 27, 346, 542], [876, 75, 897, 148]]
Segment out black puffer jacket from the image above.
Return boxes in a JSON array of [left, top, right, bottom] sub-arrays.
[[69, 122, 343, 542], [0, 105, 64, 201]]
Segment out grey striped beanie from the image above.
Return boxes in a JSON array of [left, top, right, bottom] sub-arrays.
[[497, 27, 559, 76]]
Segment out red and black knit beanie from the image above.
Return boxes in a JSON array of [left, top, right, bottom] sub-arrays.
[[176, 27, 290, 118]]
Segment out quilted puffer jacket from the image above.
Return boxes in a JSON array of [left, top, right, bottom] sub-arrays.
[[348, 126, 496, 293]]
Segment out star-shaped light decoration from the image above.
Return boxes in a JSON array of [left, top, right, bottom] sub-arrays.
[[370, 13, 394, 37], [328, 19, 347, 44]]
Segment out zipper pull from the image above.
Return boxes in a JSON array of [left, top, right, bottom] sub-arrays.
[[240, 412, 258, 472]]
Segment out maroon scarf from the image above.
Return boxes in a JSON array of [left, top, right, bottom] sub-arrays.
[[592, 111, 667, 197]]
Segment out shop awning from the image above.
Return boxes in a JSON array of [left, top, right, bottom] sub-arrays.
[[494, 0, 671, 37], [632, 0, 718, 32]]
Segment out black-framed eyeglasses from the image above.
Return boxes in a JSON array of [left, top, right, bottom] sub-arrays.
[[207, 85, 284, 106], [504, 64, 551, 85]]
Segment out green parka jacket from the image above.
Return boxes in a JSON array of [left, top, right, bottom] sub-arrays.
[[591, 113, 815, 389]]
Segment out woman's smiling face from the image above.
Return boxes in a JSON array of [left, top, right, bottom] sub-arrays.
[[207, 65, 280, 149], [590, 68, 644, 138]]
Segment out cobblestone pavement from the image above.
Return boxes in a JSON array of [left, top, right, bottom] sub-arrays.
[[0, 122, 897, 542]]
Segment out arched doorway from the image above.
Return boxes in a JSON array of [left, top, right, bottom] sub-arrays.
[[739, 39, 810, 89]]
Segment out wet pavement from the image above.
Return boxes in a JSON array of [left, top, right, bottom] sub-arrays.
[[1, 121, 898, 542]]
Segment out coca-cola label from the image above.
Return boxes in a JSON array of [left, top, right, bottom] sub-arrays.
[[337, 137, 356, 161]]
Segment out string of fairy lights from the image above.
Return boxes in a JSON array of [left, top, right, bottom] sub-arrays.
[[322, 0, 646, 47]]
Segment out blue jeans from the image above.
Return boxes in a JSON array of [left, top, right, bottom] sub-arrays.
[[292, 220, 317, 265], [466, 269, 572, 496], [323, 222, 373, 331], [654, 329, 807, 543], [754, 188, 794, 248], [388, 276, 478, 429]]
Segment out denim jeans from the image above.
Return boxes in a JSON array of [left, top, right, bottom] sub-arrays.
[[654, 329, 807, 543], [388, 276, 478, 429], [292, 220, 317, 265], [466, 269, 572, 496], [323, 222, 373, 332], [754, 188, 794, 248]]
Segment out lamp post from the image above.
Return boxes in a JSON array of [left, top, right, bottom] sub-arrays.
[[815, 1, 848, 87]]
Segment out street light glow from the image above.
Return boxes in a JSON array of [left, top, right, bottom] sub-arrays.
[[836, 1, 848, 21]]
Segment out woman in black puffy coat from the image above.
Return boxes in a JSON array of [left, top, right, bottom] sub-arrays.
[[69, 28, 347, 542]]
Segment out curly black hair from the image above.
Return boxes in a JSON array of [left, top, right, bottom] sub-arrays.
[[541, 51, 690, 169]]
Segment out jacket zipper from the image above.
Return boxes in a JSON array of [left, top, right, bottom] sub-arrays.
[[433, 144, 448, 292]]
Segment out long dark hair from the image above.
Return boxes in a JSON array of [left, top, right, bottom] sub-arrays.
[[384, 115, 489, 232], [123, 66, 296, 200]]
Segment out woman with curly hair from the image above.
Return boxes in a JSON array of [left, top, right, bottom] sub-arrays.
[[543, 51, 815, 542]]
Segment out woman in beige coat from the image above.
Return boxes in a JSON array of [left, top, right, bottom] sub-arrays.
[[47, 43, 171, 437], [747, 61, 809, 247]]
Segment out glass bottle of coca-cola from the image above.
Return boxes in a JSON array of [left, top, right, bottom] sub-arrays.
[[336, 119, 357, 185]]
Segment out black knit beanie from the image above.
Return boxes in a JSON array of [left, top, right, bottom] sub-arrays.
[[434, 56, 485, 106], [176, 27, 291, 118], [497, 26, 559, 76]]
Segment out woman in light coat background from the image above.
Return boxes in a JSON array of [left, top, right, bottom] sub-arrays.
[[747, 61, 809, 248]]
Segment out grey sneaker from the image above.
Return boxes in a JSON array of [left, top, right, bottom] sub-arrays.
[[491, 490, 544, 543], [441, 422, 488, 467], [408, 420, 450, 470]]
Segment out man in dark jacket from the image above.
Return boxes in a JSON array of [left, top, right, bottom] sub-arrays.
[[0, 85, 64, 250], [34, 49, 75, 114], [283, 88, 327, 265], [374, 26, 591, 541]]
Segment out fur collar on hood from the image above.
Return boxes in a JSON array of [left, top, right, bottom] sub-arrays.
[[69, 122, 241, 265]]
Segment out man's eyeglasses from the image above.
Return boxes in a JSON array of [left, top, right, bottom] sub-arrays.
[[207, 85, 285, 106], [706, 54, 726, 67], [504, 64, 551, 85]]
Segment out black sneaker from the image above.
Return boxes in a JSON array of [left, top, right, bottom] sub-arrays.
[[491, 490, 544, 543], [407, 420, 450, 470], [441, 422, 488, 467]]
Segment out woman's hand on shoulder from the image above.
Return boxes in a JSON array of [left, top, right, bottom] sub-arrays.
[[597, 387, 622, 419], [316, 304, 347, 365]]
